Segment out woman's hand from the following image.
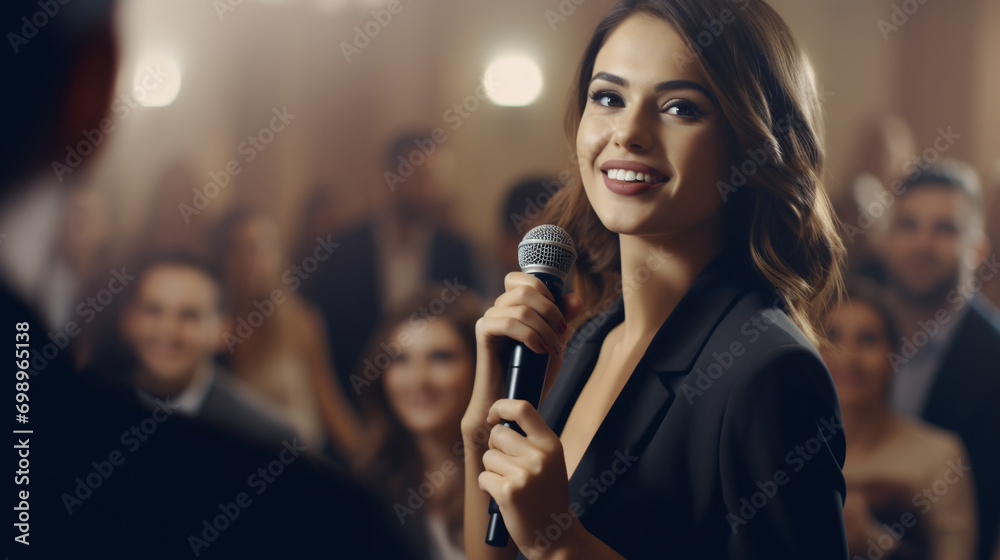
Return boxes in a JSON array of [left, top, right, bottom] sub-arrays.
[[479, 398, 582, 560], [461, 272, 582, 435], [461, 272, 583, 560]]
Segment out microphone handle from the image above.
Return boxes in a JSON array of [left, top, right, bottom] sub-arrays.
[[485, 273, 564, 548]]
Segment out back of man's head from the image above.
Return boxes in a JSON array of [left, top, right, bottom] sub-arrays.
[[1, 0, 117, 194]]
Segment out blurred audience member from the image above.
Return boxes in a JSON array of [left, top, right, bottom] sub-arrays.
[[117, 253, 296, 446], [982, 164, 1000, 309], [356, 285, 482, 560], [293, 180, 353, 265], [215, 207, 364, 458], [833, 114, 917, 281], [50, 181, 119, 366], [135, 163, 220, 255], [876, 159, 1000, 560], [487, 176, 564, 298], [301, 131, 483, 401], [822, 283, 976, 560]]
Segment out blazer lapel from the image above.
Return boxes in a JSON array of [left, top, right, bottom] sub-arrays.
[[555, 251, 755, 521]]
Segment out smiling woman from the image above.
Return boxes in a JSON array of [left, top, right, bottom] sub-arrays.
[[463, 1, 849, 559]]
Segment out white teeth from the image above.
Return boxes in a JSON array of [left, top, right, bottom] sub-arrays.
[[607, 169, 657, 183]]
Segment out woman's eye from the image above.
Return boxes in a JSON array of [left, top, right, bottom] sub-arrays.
[[590, 90, 624, 108], [665, 100, 702, 118], [429, 350, 457, 364], [858, 332, 883, 348]]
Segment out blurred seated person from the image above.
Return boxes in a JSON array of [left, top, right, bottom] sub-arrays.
[[982, 168, 1000, 309], [821, 283, 976, 560], [299, 131, 483, 398], [356, 285, 483, 560], [875, 159, 1000, 560], [215, 207, 364, 459], [119, 253, 296, 447]]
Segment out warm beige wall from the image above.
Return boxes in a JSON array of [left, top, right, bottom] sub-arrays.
[[90, 0, 999, 260]]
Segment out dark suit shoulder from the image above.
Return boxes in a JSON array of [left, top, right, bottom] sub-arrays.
[[199, 370, 299, 446]]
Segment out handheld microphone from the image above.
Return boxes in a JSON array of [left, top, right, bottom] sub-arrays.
[[485, 224, 577, 548]]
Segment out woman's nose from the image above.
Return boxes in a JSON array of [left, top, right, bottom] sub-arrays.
[[613, 108, 656, 152]]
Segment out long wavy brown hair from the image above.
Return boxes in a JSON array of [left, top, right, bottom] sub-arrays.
[[544, 0, 845, 345]]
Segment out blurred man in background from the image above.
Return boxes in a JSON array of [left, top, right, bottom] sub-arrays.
[[119, 254, 297, 446], [878, 159, 1000, 560]]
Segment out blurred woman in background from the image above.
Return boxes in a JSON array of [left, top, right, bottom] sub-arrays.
[[822, 283, 976, 560], [356, 285, 482, 560], [214, 207, 363, 459]]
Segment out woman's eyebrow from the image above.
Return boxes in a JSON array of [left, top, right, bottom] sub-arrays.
[[591, 71, 714, 100]]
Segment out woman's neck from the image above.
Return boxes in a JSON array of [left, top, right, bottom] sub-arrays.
[[616, 216, 725, 349]]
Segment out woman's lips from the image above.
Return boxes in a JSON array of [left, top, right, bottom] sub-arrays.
[[603, 173, 655, 195]]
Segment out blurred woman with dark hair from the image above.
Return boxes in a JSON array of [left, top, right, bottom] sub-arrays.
[[356, 285, 483, 560], [822, 282, 976, 560]]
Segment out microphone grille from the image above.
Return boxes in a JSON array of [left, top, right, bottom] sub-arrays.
[[518, 225, 577, 278]]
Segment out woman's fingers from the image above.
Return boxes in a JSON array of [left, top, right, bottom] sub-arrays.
[[494, 284, 565, 334], [478, 306, 561, 355], [503, 271, 555, 302], [481, 447, 521, 477], [487, 399, 559, 451]]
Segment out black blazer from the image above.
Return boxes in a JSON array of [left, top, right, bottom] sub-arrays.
[[517, 252, 849, 559], [922, 296, 1000, 560], [300, 219, 482, 401]]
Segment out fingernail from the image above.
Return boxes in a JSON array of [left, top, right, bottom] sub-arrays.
[[558, 321, 567, 334]]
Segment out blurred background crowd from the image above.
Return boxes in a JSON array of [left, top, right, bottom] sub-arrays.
[[2, 0, 1000, 559]]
